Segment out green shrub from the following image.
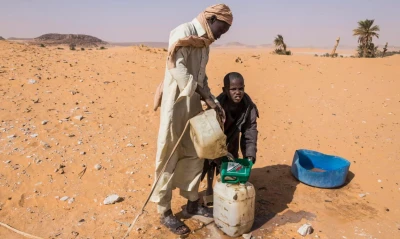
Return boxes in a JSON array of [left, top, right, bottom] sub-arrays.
[[69, 44, 76, 50]]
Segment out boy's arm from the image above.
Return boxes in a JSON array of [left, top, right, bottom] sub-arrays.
[[240, 106, 258, 163]]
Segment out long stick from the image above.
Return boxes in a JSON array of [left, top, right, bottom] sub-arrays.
[[122, 120, 191, 239], [0, 222, 44, 239]]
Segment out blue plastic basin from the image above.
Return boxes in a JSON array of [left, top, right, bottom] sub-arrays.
[[291, 149, 351, 188]]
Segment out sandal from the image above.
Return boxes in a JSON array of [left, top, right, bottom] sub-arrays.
[[186, 199, 213, 218], [160, 209, 190, 235], [203, 195, 214, 207]]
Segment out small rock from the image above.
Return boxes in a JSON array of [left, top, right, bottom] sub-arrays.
[[120, 210, 127, 215], [155, 226, 161, 230], [126, 143, 134, 147], [68, 198, 75, 204], [103, 194, 121, 205], [243, 233, 254, 239], [297, 223, 313, 236], [71, 231, 79, 237], [40, 141, 51, 148], [60, 196, 69, 201], [74, 115, 83, 121], [7, 135, 16, 139], [80, 151, 86, 155], [5, 160, 11, 164], [78, 140, 83, 145], [28, 79, 37, 84], [30, 133, 38, 138], [359, 193, 366, 198], [378, 179, 382, 183], [41, 120, 48, 125], [94, 164, 102, 170]]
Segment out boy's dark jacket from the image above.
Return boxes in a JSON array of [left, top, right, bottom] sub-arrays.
[[201, 92, 259, 181]]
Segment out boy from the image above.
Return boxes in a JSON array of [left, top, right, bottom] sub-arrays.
[[201, 72, 259, 205]]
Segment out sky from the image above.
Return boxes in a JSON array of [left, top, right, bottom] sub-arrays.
[[1, 0, 399, 47]]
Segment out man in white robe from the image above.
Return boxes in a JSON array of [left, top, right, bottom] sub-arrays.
[[150, 3, 233, 235]]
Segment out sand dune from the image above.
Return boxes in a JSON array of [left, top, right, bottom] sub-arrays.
[[0, 41, 399, 238]]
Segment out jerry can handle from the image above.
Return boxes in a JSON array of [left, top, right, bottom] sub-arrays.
[[222, 176, 240, 184]]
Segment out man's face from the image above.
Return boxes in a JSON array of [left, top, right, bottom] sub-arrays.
[[224, 78, 245, 104], [210, 19, 230, 40]]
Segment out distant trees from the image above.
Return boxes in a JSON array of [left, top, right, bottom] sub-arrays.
[[273, 34, 291, 55], [353, 19, 380, 58]]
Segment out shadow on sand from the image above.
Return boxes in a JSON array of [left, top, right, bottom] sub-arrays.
[[250, 164, 300, 230], [250, 164, 355, 231]]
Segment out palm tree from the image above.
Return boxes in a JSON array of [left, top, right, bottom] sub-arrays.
[[274, 34, 287, 53], [353, 19, 380, 57]]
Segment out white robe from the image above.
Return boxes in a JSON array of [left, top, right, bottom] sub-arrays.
[[150, 18, 216, 208]]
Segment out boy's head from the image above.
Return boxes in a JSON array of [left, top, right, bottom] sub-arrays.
[[223, 72, 245, 104]]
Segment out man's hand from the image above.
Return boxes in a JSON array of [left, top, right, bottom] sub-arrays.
[[216, 102, 226, 124], [204, 98, 225, 124]]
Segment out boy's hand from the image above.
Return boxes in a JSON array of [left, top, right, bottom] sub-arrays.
[[247, 157, 255, 164]]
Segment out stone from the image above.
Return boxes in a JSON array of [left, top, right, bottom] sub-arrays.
[[40, 141, 51, 148], [68, 198, 75, 204], [126, 143, 134, 147], [297, 223, 313, 236], [60, 196, 69, 201], [30, 133, 38, 138], [80, 151, 86, 155], [243, 233, 254, 239], [359, 193, 366, 198], [74, 115, 84, 121], [41, 120, 48, 125], [28, 79, 37, 84], [103, 194, 121, 205], [5, 160, 11, 164], [94, 164, 102, 170], [7, 135, 16, 139]]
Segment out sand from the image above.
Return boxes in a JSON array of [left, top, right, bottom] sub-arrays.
[[1, 40, 399, 239]]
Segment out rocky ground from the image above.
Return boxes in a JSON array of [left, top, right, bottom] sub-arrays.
[[0, 41, 399, 239]]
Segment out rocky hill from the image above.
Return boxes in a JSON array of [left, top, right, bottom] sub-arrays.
[[7, 37, 33, 40], [0, 36, 5, 40], [34, 33, 108, 47]]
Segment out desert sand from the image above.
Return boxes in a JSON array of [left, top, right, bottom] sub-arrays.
[[1, 40, 399, 239]]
